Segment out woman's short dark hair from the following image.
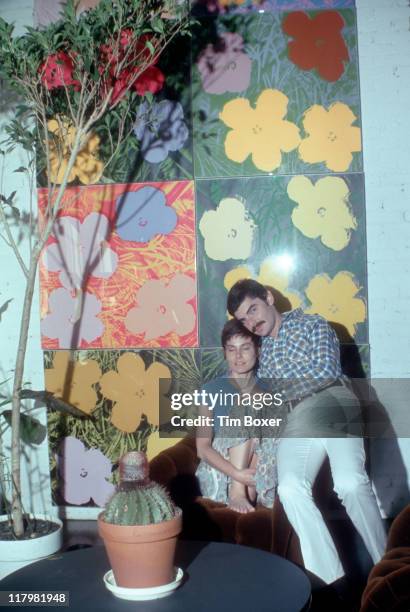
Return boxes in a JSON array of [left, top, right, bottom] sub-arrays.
[[227, 279, 268, 316], [221, 318, 260, 350]]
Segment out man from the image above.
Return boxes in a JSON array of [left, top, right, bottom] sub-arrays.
[[227, 278, 386, 585]]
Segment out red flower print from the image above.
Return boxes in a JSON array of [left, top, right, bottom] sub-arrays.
[[99, 31, 164, 104], [133, 65, 165, 96], [39, 50, 80, 91], [282, 11, 349, 82]]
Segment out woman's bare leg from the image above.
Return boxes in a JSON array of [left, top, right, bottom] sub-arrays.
[[228, 439, 256, 513], [247, 451, 258, 503]]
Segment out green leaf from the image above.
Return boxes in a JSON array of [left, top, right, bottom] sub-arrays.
[[145, 40, 155, 56], [19, 389, 90, 418], [144, 91, 154, 105], [151, 18, 165, 35], [0, 299, 13, 322], [1, 410, 47, 446], [6, 190, 17, 204]]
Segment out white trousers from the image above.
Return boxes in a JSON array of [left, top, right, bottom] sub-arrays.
[[277, 437, 387, 584]]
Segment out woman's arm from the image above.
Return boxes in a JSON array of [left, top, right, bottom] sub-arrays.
[[196, 405, 255, 486]]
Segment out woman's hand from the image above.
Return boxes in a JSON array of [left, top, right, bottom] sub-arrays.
[[233, 467, 256, 486]]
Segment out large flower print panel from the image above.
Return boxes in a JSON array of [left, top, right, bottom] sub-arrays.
[[39, 181, 198, 349], [192, 10, 360, 177]]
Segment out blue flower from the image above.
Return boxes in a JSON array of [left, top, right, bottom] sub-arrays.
[[115, 186, 178, 243], [133, 99, 189, 164]]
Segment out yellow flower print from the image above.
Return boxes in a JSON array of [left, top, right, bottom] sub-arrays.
[[298, 102, 361, 172], [199, 197, 256, 261], [145, 430, 183, 462], [44, 351, 101, 414], [219, 89, 301, 172], [47, 118, 104, 185], [304, 272, 366, 337], [99, 353, 171, 433], [224, 258, 302, 310], [224, 267, 253, 290], [287, 175, 357, 251]]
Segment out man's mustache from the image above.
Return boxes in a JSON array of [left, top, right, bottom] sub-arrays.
[[252, 321, 264, 333]]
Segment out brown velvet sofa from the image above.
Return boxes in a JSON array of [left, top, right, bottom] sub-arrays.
[[149, 436, 303, 561], [360, 504, 410, 612]]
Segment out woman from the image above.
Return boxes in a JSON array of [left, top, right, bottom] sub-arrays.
[[195, 319, 279, 513]]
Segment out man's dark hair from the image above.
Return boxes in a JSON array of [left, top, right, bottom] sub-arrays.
[[221, 318, 260, 350], [227, 279, 268, 316]]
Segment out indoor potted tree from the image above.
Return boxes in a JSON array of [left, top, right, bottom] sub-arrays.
[[0, 0, 189, 574], [98, 450, 182, 595]]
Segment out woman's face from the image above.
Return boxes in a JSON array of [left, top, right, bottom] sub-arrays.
[[224, 334, 258, 376]]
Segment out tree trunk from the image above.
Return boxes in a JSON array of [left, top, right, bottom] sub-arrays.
[[10, 254, 41, 537], [9, 130, 84, 537]]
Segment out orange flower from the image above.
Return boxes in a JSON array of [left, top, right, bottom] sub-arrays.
[[44, 352, 101, 414], [219, 89, 301, 172], [125, 274, 196, 341], [99, 353, 171, 432], [299, 103, 361, 172], [304, 272, 366, 337]]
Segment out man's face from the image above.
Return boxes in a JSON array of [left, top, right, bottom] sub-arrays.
[[224, 334, 258, 375], [233, 294, 276, 337]]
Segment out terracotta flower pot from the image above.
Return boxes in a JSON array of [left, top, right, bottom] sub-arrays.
[[98, 510, 182, 588]]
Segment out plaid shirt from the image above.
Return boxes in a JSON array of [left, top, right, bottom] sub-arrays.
[[257, 308, 342, 402]]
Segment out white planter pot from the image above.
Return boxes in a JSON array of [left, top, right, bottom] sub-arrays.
[[0, 514, 63, 580]]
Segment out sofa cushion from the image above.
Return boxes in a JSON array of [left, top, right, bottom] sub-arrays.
[[387, 505, 410, 551], [360, 547, 410, 612]]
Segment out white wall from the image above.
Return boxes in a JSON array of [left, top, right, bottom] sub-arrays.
[[356, 0, 410, 515]]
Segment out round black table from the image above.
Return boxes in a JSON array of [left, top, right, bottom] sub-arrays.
[[0, 541, 311, 611]]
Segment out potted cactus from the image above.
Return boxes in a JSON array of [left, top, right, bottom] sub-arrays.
[[98, 451, 182, 590]]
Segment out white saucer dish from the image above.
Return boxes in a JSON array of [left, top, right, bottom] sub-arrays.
[[103, 567, 184, 601]]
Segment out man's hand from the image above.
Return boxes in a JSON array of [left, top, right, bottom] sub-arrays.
[[233, 467, 256, 486]]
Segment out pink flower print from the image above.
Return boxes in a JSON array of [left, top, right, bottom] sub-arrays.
[[41, 288, 104, 348], [125, 274, 196, 340], [58, 436, 115, 507], [197, 32, 252, 95], [42, 213, 118, 291]]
